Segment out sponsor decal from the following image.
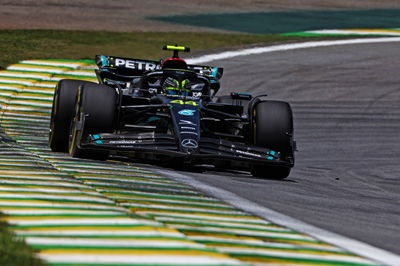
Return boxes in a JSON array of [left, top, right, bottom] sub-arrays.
[[148, 88, 158, 94], [109, 140, 140, 144], [180, 131, 198, 135], [181, 138, 198, 148], [114, 58, 157, 71], [235, 149, 262, 158], [179, 120, 195, 125], [192, 92, 202, 98], [178, 109, 196, 116], [178, 119, 198, 135]]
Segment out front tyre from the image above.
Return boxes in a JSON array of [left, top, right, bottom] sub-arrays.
[[49, 79, 97, 152], [69, 83, 117, 160], [251, 100, 294, 179]]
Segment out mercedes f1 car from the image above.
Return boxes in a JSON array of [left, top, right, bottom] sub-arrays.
[[49, 45, 295, 179]]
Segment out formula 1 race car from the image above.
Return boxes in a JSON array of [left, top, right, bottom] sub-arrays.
[[49, 45, 295, 179]]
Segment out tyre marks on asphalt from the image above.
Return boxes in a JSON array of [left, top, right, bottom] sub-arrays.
[[0, 60, 379, 265]]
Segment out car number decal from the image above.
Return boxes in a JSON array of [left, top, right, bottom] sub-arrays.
[[170, 100, 198, 106]]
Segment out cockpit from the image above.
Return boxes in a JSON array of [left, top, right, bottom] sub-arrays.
[[141, 69, 210, 98]]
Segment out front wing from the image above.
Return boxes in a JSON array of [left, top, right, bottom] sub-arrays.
[[82, 133, 293, 169]]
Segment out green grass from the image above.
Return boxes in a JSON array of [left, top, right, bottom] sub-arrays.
[[0, 29, 324, 69], [0, 215, 45, 266]]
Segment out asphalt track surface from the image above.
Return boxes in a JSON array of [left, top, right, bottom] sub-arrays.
[[167, 41, 400, 255]]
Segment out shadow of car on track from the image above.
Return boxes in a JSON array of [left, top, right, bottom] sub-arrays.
[[116, 155, 297, 183]]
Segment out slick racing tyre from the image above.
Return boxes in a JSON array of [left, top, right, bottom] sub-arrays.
[[49, 79, 97, 152], [251, 100, 294, 179], [69, 83, 117, 160]]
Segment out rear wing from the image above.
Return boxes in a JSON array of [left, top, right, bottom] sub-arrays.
[[95, 55, 223, 81], [95, 55, 159, 76]]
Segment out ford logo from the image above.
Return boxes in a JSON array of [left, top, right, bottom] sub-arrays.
[[181, 138, 198, 148]]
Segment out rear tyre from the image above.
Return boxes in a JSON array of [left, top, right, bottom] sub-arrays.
[[49, 79, 96, 152], [251, 100, 294, 179], [69, 83, 117, 160]]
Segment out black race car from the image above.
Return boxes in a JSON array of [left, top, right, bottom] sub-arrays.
[[49, 45, 295, 179]]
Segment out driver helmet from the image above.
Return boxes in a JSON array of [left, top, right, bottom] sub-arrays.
[[162, 77, 191, 96]]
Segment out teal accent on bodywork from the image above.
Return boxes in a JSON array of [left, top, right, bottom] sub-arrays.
[[211, 67, 218, 78], [92, 134, 101, 140], [95, 140, 103, 144], [267, 156, 274, 160], [138, 116, 161, 126], [100, 56, 108, 67], [147, 116, 161, 123]]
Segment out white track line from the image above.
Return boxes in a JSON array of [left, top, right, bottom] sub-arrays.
[[158, 170, 400, 266], [186, 37, 400, 64], [307, 30, 400, 36]]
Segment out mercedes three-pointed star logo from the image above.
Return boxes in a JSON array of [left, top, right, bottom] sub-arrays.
[[181, 138, 198, 148]]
